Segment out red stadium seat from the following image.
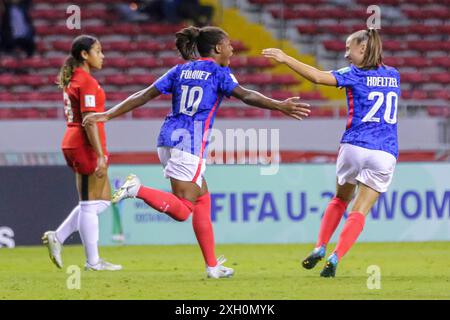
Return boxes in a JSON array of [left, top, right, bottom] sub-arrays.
[[403, 57, 429, 68], [383, 41, 404, 51], [431, 57, 450, 68], [297, 25, 319, 35], [139, 24, 185, 36], [0, 92, 17, 101], [273, 74, 300, 86], [299, 91, 325, 100], [107, 57, 134, 69], [407, 41, 441, 52], [0, 57, 20, 69], [383, 57, 404, 68], [237, 74, 273, 85], [0, 74, 18, 86], [429, 73, 450, 84], [401, 73, 429, 84], [101, 41, 132, 52], [161, 57, 185, 67], [402, 90, 428, 100], [215, 107, 240, 118], [21, 57, 51, 69], [105, 75, 130, 86], [323, 40, 345, 52], [129, 57, 159, 69], [134, 41, 165, 52], [131, 74, 157, 86], [429, 90, 450, 100], [47, 57, 65, 68]]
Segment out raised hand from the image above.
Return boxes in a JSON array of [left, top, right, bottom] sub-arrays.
[[262, 48, 289, 63], [278, 97, 311, 120]]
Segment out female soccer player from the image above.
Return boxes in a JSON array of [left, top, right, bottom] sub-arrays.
[[83, 26, 311, 278], [263, 28, 400, 277], [42, 35, 122, 271]]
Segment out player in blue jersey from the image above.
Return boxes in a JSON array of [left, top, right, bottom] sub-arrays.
[[83, 26, 311, 279], [263, 28, 400, 277]]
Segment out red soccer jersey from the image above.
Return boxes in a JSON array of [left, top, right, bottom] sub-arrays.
[[61, 67, 107, 152]]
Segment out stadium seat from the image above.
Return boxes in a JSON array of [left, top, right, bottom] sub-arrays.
[[431, 57, 450, 68], [429, 73, 450, 84]]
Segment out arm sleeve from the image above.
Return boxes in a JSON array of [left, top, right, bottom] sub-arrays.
[[154, 66, 178, 94], [79, 78, 101, 113], [331, 66, 358, 88], [218, 67, 239, 97]]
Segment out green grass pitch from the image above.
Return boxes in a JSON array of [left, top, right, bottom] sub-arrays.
[[1, 242, 449, 300]]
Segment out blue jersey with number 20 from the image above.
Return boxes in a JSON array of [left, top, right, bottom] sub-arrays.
[[154, 58, 239, 158], [331, 64, 401, 158]]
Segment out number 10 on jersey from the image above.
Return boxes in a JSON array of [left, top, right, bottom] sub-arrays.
[[180, 85, 203, 116]]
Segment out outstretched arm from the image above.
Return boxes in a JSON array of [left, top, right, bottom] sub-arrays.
[[262, 48, 337, 86], [82, 85, 161, 125], [82, 112, 107, 178], [231, 85, 310, 120]]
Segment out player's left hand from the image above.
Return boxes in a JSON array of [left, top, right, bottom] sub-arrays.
[[261, 48, 288, 63], [82, 112, 109, 127], [278, 97, 311, 120]]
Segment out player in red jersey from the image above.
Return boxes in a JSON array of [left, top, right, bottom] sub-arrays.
[[42, 35, 121, 271]]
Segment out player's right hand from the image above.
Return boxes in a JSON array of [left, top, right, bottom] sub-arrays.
[[278, 97, 311, 120], [82, 112, 109, 127], [262, 48, 288, 64], [95, 155, 107, 178]]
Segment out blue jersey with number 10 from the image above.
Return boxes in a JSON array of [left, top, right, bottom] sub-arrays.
[[154, 58, 239, 158], [331, 64, 401, 158]]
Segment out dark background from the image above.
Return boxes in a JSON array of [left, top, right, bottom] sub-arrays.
[[0, 166, 82, 246]]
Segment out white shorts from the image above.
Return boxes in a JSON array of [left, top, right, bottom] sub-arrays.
[[157, 147, 206, 188], [336, 143, 396, 193]]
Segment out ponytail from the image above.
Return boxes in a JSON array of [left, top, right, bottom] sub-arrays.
[[57, 56, 78, 88], [175, 26, 228, 61], [361, 28, 383, 69], [175, 26, 201, 60], [57, 34, 98, 88]]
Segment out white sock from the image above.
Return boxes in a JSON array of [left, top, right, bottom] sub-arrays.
[[78, 201, 111, 266], [55, 205, 80, 244]]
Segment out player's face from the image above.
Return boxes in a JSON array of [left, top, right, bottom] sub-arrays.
[[345, 37, 365, 67], [85, 41, 104, 70], [217, 37, 234, 67]]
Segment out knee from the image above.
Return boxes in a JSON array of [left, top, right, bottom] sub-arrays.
[[334, 193, 352, 203]]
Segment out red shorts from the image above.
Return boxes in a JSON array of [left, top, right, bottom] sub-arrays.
[[62, 146, 108, 175]]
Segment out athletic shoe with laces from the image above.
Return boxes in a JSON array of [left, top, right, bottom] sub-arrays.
[[112, 174, 141, 203], [42, 231, 63, 269], [206, 255, 234, 279], [85, 259, 123, 271], [320, 253, 339, 278], [302, 245, 326, 270]]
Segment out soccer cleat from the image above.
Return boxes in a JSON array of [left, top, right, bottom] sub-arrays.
[[85, 259, 123, 271], [112, 174, 141, 203], [320, 253, 339, 278], [206, 255, 234, 279], [302, 245, 326, 270], [42, 231, 63, 269]]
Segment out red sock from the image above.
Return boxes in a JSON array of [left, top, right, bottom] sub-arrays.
[[334, 212, 366, 260], [315, 197, 348, 248], [136, 186, 193, 222], [192, 193, 217, 267]]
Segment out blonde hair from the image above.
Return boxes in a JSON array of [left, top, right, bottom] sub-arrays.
[[349, 28, 383, 69]]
